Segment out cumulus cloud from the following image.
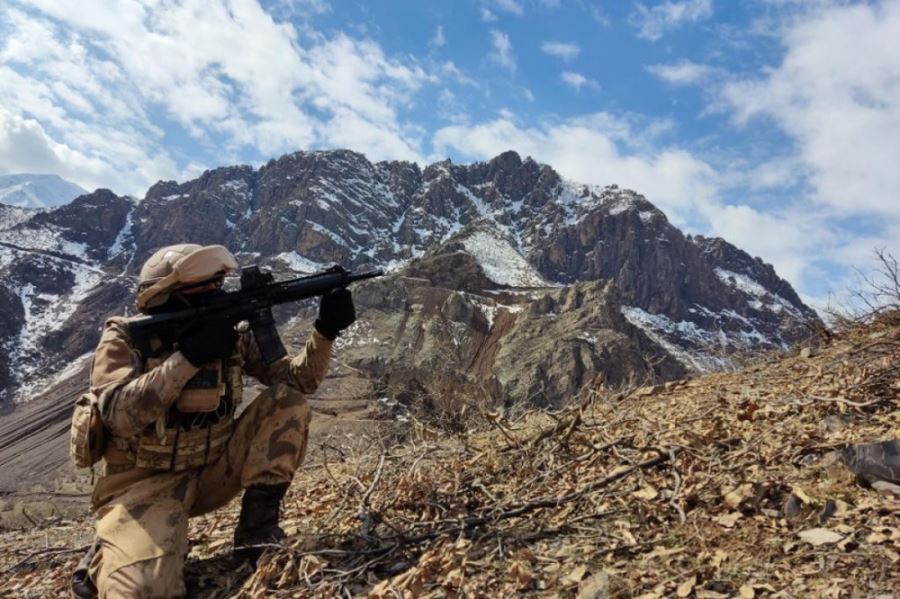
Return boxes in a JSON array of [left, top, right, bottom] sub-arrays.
[[540, 41, 580, 61], [647, 60, 717, 85], [631, 0, 714, 41], [0, 0, 436, 195], [720, 1, 900, 221], [561, 71, 600, 91], [489, 30, 516, 71]]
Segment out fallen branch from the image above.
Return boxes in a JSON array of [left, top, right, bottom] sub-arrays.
[[2, 544, 91, 575]]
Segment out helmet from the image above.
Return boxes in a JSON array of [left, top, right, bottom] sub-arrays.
[[136, 244, 238, 311]]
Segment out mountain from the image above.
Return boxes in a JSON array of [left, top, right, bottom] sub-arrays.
[[0, 149, 821, 409], [0, 174, 87, 209]]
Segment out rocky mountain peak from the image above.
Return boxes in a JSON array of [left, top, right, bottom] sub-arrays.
[[0, 148, 822, 407]]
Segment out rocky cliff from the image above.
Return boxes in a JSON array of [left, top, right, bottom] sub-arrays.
[[0, 149, 821, 408]]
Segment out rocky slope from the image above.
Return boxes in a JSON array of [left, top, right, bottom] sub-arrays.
[[2, 312, 897, 598], [0, 149, 821, 409]]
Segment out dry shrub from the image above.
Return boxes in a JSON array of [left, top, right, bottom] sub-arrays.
[[827, 248, 900, 331]]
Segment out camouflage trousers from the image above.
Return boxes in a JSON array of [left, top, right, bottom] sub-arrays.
[[88, 384, 311, 599]]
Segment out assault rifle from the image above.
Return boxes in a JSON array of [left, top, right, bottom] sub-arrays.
[[127, 265, 382, 363]]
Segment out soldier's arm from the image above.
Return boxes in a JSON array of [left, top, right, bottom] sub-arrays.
[[90, 318, 199, 438], [239, 329, 333, 394]]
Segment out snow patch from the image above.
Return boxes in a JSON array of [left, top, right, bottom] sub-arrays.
[[461, 231, 548, 287], [621, 306, 725, 372], [273, 252, 325, 273], [715, 268, 802, 318]]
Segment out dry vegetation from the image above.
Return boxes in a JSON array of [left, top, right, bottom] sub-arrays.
[[2, 314, 899, 598]]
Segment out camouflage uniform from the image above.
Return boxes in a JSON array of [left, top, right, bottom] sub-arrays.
[[86, 316, 332, 598]]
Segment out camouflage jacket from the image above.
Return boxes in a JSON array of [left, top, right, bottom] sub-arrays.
[[90, 316, 332, 452]]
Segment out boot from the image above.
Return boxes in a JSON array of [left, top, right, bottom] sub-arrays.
[[233, 483, 289, 565], [70, 537, 100, 599]]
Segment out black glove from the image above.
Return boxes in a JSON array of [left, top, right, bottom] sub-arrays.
[[315, 288, 356, 340], [178, 317, 239, 366]]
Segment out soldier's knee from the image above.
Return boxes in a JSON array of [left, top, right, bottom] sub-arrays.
[[100, 555, 184, 598]]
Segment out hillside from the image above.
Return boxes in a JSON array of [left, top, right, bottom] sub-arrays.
[[2, 313, 896, 598]]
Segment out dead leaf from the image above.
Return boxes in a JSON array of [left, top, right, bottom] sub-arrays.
[[724, 483, 753, 509], [633, 484, 659, 501], [676, 575, 697, 597], [715, 512, 742, 528], [739, 585, 755, 598], [798, 528, 844, 546], [507, 561, 534, 591], [791, 485, 815, 504], [564, 564, 588, 585]]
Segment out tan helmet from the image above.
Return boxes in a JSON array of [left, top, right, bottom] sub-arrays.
[[136, 244, 239, 311]]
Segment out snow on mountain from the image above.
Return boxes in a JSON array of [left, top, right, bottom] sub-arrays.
[[0, 204, 35, 231], [460, 229, 548, 287], [0, 174, 87, 209]]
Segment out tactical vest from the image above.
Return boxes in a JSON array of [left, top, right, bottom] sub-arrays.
[[109, 348, 244, 473]]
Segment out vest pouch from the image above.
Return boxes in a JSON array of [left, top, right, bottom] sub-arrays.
[[135, 418, 233, 472], [176, 361, 224, 412], [70, 392, 106, 468]]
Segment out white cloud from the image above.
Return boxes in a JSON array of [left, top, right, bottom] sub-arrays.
[[431, 25, 446, 47], [0, 107, 180, 194], [269, 0, 330, 18], [480, 7, 498, 21], [440, 61, 478, 87], [489, 30, 516, 72], [589, 4, 612, 27], [647, 60, 717, 85], [631, 0, 714, 41], [720, 1, 900, 221], [493, 0, 524, 16], [561, 71, 600, 91], [540, 41, 580, 61], [0, 0, 436, 195]]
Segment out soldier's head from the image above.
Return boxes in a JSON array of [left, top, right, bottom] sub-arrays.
[[136, 244, 238, 313]]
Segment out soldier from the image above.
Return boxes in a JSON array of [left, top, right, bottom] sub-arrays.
[[71, 244, 355, 598]]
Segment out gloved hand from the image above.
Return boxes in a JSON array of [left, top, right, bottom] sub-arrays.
[[315, 288, 356, 340], [178, 317, 239, 366]]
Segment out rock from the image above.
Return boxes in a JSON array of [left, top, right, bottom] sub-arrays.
[[798, 528, 843, 546], [820, 414, 850, 433], [840, 440, 900, 485], [783, 494, 803, 520], [818, 500, 837, 523], [799, 346, 820, 358], [576, 572, 610, 599], [871, 481, 900, 496]]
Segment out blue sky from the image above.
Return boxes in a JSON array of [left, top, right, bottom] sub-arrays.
[[1, 0, 899, 309]]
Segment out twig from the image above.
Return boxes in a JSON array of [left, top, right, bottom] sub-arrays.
[[2, 544, 90, 575], [807, 394, 884, 408], [358, 452, 388, 537]]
